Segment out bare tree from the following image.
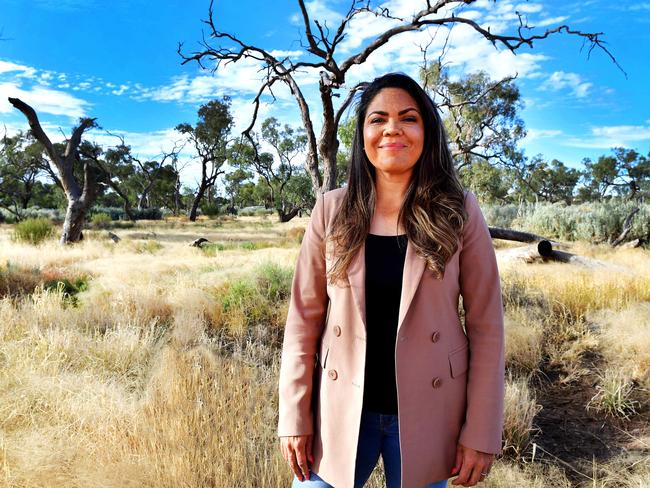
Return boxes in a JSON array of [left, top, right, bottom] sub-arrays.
[[179, 0, 621, 196], [9, 97, 98, 244]]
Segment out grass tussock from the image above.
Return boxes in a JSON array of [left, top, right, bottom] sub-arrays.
[[0, 261, 91, 303], [481, 460, 572, 487], [504, 306, 545, 374], [586, 367, 643, 420], [588, 303, 650, 388], [11, 217, 55, 245], [215, 262, 292, 338], [574, 452, 650, 487], [502, 372, 543, 459]]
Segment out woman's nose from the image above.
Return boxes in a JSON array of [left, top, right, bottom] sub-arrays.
[[383, 119, 403, 135]]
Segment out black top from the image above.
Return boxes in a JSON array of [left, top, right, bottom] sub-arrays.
[[362, 233, 408, 414]]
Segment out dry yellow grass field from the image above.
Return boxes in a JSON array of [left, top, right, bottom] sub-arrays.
[[0, 216, 648, 487]]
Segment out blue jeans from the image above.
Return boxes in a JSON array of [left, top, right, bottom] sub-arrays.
[[291, 410, 447, 488]]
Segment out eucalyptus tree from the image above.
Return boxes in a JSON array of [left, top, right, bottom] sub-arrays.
[[422, 65, 525, 170], [176, 97, 234, 221], [229, 117, 313, 222], [0, 131, 42, 218], [579, 148, 650, 201], [9, 97, 99, 243]]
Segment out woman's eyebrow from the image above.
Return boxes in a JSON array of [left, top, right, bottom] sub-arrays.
[[367, 107, 420, 117]]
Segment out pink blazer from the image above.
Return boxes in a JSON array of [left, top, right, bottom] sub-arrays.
[[278, 188, 505, 488]]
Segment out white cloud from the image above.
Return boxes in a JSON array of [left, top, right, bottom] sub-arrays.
[[544, 71, 592, 98], [111, 84, 130, 96], [564, 125, 650, 149], [534, 16, 569, 27], [0, 60, 37, 78], [526, 128, 563, 141], [0, 81, 90, 118], [269, 49, 304, 58], [627, 3, 650, 11], [515, 3, 543, 14], [291, 0, 344, 26]]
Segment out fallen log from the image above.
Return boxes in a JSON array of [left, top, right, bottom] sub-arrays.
[[496, 244, 627, 270], [191, 237, 211, 248], [488, 227, 560, 258]]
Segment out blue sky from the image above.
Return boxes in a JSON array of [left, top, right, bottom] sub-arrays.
[[1, 0, 649, 187]]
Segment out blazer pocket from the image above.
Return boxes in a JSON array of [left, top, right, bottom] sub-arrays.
[[448, 343, 469, 378]]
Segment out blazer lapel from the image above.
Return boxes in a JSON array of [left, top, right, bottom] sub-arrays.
[[346, 242, 366, 331], [397, 240, 426, 333]]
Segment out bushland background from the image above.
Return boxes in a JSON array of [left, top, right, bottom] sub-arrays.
[[1, 0, 649, 486]]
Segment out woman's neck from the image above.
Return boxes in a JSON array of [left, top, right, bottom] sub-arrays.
[[370, 173, 411, 235], [374, 173, 410, 213]]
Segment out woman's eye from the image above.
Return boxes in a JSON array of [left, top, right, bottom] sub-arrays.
[[403, 116, 417, 122], [370, 118, 383, 124]]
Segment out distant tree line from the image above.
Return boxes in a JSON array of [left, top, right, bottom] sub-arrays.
[[2, 71, 648, 238]]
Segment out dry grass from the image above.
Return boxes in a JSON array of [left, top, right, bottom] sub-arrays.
[[575, 452, 650, 487], [482, 461, 572, 487], [504, 306, 545, 374], [0, 219, 648, 487], [500, 263, 650, 321], [502, 373, 543, 458], [588, 303, 650, 389]]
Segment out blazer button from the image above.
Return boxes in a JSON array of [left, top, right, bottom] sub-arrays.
[[328, 369, 338, 380], [334, 325, 341, 337], [431, 331, 440, 343], [432, 377, 442, 388]]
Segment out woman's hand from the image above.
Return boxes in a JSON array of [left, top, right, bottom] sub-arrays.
[[280, 435, 314, 482], [450, 443, 494, 486]]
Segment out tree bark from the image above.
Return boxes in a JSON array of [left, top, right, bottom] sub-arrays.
[[612, 207, 639, 246], [189, 187, 205, 221], [8, 97, 97, 244], [278, 206, 301, 223]]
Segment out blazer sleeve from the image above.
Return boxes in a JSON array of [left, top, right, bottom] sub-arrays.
[[457, 190, 505, 455], [277, 192, 329, 437]]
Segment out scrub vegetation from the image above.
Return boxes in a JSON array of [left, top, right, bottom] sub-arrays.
[[0, 213, 648, 487]]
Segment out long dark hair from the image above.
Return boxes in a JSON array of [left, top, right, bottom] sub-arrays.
[[328, 72, 467, 283]]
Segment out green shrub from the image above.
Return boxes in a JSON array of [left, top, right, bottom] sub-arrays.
[[256, 262, 293, 302], [199, 242, 228, 256], [239, 206, 274, 217], [12, 218, 55, 245], [91, 212, 112, 229], [481, 200, 650, 243], [42, 277, 90, 307], [89, 206, 163, 221], [216, 262, 293, 333], [221, 279, 259, 315], [201, 204, 220, 218], [482, 204, 520, 229]]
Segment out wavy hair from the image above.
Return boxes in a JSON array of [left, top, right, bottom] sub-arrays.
[[328, 72, 467, 284]]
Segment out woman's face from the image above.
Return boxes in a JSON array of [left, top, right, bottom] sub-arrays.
[[362, 87, 425, 180]]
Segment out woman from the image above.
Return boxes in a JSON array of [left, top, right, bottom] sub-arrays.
[[278, 72, 504, 488]]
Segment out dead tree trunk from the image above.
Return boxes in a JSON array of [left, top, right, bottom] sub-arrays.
[[9, 97, 97, 244], [612, 207, 639, 246]]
